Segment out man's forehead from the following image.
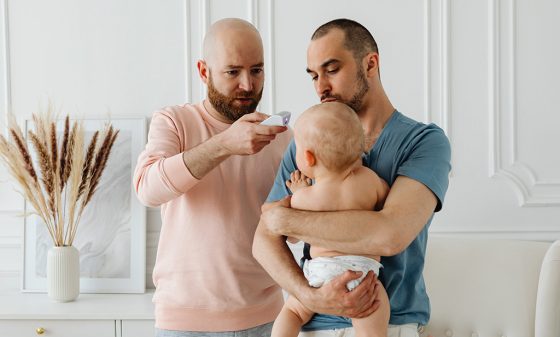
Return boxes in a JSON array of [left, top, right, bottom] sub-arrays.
[[210, 39, 263, 67], [307, 43, 350, 71]]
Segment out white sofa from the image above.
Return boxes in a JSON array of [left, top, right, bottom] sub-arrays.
[[422, 237, 560, 337]]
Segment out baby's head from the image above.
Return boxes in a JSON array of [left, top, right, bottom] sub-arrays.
[[294, 102, 364, 175]]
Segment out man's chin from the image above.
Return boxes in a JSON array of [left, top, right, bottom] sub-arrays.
[[231, 102, 259, 114], [229, 106, 258, 119]]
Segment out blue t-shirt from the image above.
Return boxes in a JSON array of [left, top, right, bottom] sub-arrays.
[[266, 110, 451, 329]]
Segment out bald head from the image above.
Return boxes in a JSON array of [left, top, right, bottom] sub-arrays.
[[295, 102, 365, 172], [203, 18, 263, 65]]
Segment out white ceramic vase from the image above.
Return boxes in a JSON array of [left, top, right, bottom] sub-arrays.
[[47, 246, 80, 302]]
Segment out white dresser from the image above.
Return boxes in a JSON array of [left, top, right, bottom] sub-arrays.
[[0, 291, 155, 337]]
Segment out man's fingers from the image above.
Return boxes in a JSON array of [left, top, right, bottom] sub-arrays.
[[253, 124, 288, 135], [255, 134, 276, 142], [262, 196, 292, 213], [372, 279, 381, 299], [354, 297, 380, 318], [334, 271, 379, 318], [261, 196, 291, 214], [239, 112, 269, 123], [333, 270, 363, 287], [278, 195, 292, 208]]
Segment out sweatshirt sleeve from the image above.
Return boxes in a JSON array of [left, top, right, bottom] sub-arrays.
[[133, 111, 200, 207]]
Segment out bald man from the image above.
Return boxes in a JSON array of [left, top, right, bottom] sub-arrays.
[[134, 18, 291, 337]]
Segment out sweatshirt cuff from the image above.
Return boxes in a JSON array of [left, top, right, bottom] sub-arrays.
[[162, 153, 200, 193]]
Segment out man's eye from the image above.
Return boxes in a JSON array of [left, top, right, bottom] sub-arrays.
[[327, 68, 338, 74], [226, 70, 239, 76], [310, 75, 318, 81], [251, 68, 263, 75]]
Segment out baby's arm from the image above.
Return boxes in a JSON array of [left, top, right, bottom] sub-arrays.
[[285, 178, 315, 244], [286, 170, 312, 194]]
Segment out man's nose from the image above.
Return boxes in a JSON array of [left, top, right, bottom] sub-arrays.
[[315, 75, 331, 96], [239, 72, 253, 92]]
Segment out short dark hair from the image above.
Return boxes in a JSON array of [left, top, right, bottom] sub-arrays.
[[311, 19, 378, 62]]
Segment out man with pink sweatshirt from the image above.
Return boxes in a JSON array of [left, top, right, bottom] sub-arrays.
[[134, 18, 291, 337]]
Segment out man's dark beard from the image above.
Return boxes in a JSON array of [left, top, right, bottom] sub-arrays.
[[320, 68, 369, 113], [207, 74, 263, 122]]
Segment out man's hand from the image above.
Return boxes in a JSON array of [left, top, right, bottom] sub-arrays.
[[260, 198, 293, 236], [261, 195, 291, 213], [215, 112, 287, 155], [302, 271, 381, 318]]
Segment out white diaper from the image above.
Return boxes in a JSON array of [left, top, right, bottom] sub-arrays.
[[303, 255, 382, 291]]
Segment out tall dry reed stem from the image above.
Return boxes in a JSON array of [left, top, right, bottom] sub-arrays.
[[70, 124, 118, 245], [0, 111, 119, 247]]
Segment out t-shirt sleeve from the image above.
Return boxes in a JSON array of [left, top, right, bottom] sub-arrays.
[[396, 126, 451, 212], [266, 139, 298, 202]]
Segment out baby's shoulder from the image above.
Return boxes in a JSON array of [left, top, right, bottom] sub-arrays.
[[351, 166, 386, 187], [343, 167, 389, 206], [291, 185, 330, 211]]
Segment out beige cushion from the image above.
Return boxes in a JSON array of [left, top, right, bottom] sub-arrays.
[[423, 237, 559, 337]]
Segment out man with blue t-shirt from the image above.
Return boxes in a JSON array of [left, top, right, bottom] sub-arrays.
[[253, 19, 451, 337]]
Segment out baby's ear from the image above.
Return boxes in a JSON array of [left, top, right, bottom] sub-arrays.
[[304, 150, 316, 167]]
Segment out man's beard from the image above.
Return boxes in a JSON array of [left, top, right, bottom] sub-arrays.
[[207, 74, 263, 122], [321, 68, 369, 113]]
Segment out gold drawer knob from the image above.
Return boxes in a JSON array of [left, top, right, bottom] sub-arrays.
[[36, 327, 45, 335]]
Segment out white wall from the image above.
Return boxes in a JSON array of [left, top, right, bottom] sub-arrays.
[[0, 0, 559, 291]]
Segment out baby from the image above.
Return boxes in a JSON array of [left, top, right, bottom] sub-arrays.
[[272, 102, 390, 337]]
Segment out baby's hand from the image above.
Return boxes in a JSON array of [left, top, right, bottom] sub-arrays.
[[286, 170, 312, 193]]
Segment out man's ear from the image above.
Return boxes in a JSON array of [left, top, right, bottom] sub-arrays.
[[304, 150, 316, 167], [364, 52, 379, 77], [197, 60, 209, 84]]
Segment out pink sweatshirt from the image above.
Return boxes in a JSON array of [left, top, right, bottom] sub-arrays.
[[133, 102, 292, 331]]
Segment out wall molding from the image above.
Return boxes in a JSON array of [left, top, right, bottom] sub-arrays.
[[425, 0, 453, 176], [1, 0, 12, 130], [489, 0, 560, 206], [247, 0, 275, 115], [184, 0, 208, 104], [431, 224, 560, 241], [265, 0, 275, 114], [248, 0, 259, 29], [425, 0, 451, 135], [199, 0, 209, 101], [183, 0, 191, 103]]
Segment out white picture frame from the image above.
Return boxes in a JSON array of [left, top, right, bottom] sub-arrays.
[[21, 117, 147, 293]]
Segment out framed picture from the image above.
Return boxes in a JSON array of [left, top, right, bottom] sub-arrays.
[[22, 117, 147, 293]]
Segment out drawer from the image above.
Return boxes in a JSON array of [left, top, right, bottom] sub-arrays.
[[121, 319, 155, 337], [0, 319, 115, 337]]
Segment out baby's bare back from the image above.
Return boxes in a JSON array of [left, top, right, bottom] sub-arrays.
[[291, 166, 389, 259]]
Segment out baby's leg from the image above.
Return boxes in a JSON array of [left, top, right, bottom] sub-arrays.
[[352, 282, 390, 337], [272, 296, 314, 337]]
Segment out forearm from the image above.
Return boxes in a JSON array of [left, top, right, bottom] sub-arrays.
[[134, 135, 229, 207], [264, 176, 438, 257], [270, 208, 401, 257], [182, 134, 230, 179], [252, 222, 311, 301]]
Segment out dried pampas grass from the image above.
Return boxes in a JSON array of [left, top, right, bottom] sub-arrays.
[[0, 110, 119, 247]]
